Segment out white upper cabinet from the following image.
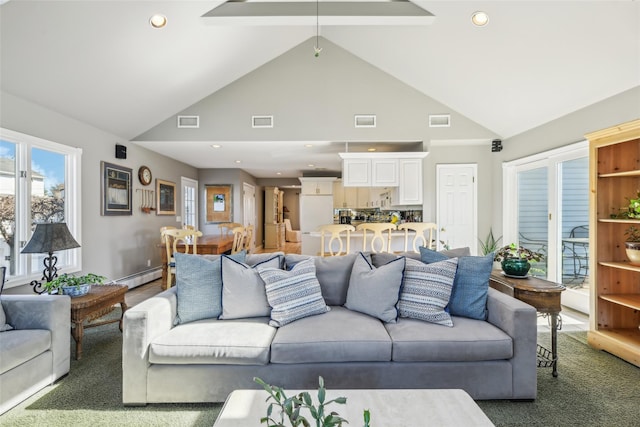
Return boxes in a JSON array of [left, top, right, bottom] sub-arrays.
[[342, 158, 371, 186], [371, 159, 399, 186], [393, 158, 423, 205]]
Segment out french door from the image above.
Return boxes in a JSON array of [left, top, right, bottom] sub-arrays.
[[503, 141, 589, 313], [181, 177, 198, 229]]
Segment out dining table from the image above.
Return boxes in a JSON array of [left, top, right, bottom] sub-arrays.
[[159, 234, 235, 289]]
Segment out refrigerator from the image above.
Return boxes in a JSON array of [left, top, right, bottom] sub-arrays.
[[299, 194, 334, 255]]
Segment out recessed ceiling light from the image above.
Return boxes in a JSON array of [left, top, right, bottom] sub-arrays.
[[308, 164, 315, 168], [471, 11, 489, 27], [235, 160, 241, 164], [276, 172, 282, 175], [211, 144, 221, 149], [305, 144, 313, 148], [150, 14, 167, 29], [367, 148, 377, 152]]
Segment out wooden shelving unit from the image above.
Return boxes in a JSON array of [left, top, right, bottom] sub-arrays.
[[587, 118, 640, 368], [264, 186, 284, 249]]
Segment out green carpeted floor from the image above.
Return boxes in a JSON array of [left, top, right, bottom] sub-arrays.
[[1, 309, 639, 426]]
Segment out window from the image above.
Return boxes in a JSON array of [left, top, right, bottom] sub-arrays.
[[0, 128, 82, 289]]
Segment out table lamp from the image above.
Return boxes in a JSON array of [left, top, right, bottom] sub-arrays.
[[21, 222, 81, 294]]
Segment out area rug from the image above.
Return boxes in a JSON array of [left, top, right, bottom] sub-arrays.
[[1, 310, 639, 426]]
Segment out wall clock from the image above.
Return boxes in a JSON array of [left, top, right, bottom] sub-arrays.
[[138, 166, 152, 186]]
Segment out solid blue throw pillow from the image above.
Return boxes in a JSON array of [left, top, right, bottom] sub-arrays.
[[174, 251, 246, 325], [419, 247, 494, 320]]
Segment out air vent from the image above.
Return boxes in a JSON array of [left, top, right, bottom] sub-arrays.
[[177, 115, 199, 128], [355, 115, 376, 128], [429, 114, 450, 128], [252, 115, 273, 128]]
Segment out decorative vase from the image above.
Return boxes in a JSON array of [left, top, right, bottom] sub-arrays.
[[62, 283, 91, 297], [624, 242, 640, 266], [501, 258, 531, 277]]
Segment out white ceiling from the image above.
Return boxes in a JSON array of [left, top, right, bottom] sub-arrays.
[[1, 1, 639, 178]]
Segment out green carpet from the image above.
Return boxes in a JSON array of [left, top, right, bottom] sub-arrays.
[[1, 310, 639, 426]]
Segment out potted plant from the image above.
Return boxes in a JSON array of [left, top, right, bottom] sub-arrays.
[[494, 243, 545, 277], [479, 227, 502, 256], [43, 273, 107, 297], [624, 225, 640, 266]]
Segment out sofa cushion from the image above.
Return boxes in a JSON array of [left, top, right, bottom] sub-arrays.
[[0, 330, 51, 374], [371, 248, 470, 268], [258, 258, 329, 327], [220, 255, 281, 320], [247, 252, 285, 269], [397, 257, 458, 327], [149, 317, 276, 365], [270, 306, 392, 364], [420, 248, 493, 320], [0, 303, 12, 332], [174, 251, 246, 325], [285, 253, 369, 306], [385, 316, 513, 362], [345, 253, 405, 323]]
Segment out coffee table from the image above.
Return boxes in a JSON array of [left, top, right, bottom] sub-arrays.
[[213, 389, 494, 426], [70, 284, 128, 360]]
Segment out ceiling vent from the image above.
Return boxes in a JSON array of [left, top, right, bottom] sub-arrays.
[[355, 115, 376, 128], [252, 115, 274, 128], [177, 115, 199, 128], [429, 114, 451, 128]]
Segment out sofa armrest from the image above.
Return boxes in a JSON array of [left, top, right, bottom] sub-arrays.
[[1, 294, 71, 381], [122, 287, 177, 405], [486, 287, 537, 399]]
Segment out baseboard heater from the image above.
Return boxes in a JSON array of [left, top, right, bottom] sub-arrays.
[[110, 267, 161, 290]]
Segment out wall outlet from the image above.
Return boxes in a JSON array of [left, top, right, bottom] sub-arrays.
[[147, 259, 151, 267]]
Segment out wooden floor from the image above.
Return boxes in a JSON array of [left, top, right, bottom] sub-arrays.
[[125, 241, 301, 307]]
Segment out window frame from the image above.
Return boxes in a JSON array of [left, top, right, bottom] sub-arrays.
[[0, 127, 82, 290]]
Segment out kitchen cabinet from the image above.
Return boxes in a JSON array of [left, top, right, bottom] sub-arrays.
[[392, 158, 423, 206], [333, 180, 358, 209], [357, 187, 371, 208], [586, 119, 640, 368], [300, 177, 335, 195], [342, 157, 398, 187], [264, 186, 284, 249]]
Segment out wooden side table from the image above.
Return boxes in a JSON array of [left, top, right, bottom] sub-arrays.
[[70, 284, 128, 360], [489, 272, 565, 377]]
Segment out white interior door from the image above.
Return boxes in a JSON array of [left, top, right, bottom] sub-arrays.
[[243, 182, 256, 249], [181, 177, 198, 229], [436, 164, 478, 254]]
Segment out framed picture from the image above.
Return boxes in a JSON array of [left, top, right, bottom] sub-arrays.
[[205, 184, 232, 223], [156, 179, 176, 215], [101, 161, 132, 216]]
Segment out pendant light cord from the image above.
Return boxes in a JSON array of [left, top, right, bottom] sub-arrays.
[[314, 0, 321, 57]]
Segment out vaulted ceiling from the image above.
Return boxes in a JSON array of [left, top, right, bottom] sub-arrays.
[[1, 1, 638, 177]]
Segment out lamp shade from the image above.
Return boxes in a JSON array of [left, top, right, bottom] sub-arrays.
[[21, 222, 80, 254]]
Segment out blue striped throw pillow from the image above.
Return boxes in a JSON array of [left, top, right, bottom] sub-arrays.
[[258, 258, 329, 327], [397, 257, 459, 327]]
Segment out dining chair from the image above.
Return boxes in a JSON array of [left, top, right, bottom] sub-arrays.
[[160, 226, 177, 244], [243, 224, 254, 253], [162, 228, 203, 289], [356, 223, 397, 253], [318, 224, 355, 256], [230, 226, 246, 254], [397, 222, 438, 253], [218, 222, 242, 236]]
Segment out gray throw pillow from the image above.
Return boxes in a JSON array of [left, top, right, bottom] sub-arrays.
[[419, 247, 493, 320], [174, 251, 246, 325], [398, 257, 458, 327], [345, 252, 405, 323], [0, 302, 13, 332], [258, 258, 330, 327], [285, 253, 370, 306], [220, 254, 281, 320]]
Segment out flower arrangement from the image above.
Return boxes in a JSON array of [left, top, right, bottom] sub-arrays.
[[494, 243, 544, 263]]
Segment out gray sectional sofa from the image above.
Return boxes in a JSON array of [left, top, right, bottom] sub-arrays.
[[123, 251, 537, 405], [0, 294, 71, 414]]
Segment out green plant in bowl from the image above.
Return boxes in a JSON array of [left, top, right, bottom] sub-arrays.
[[43, 273, 107, 296]]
